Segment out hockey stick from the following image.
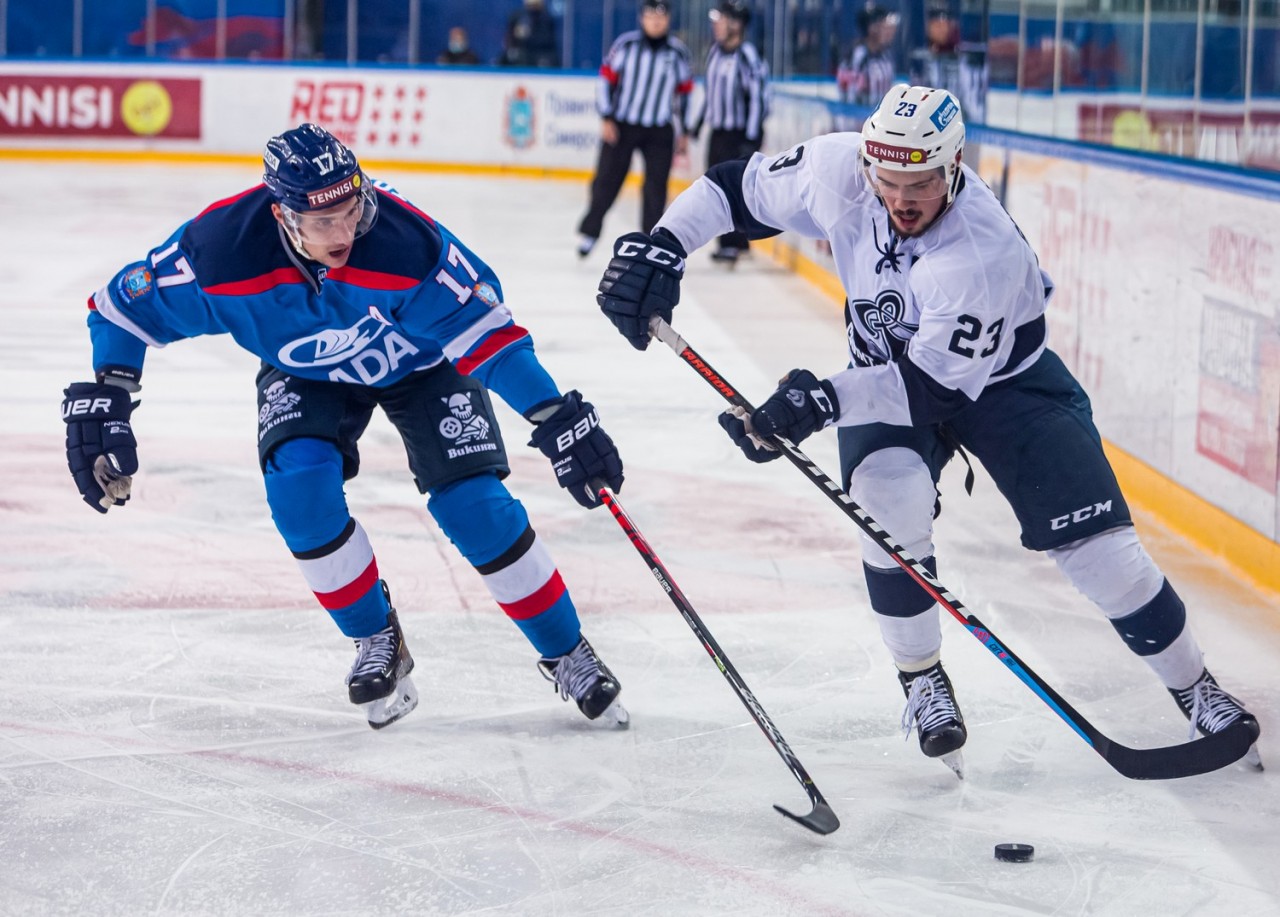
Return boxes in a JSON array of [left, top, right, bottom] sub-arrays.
[[593, 481, 840, 835], [649, 317, 1256, 780]]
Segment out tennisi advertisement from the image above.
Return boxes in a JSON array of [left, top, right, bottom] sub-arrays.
[[0, 73, 201, 138]]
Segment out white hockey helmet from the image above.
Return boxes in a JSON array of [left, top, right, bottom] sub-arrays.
[[861, 84, 966, 204]]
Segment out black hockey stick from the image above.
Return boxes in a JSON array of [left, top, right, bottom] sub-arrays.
[[649, 317, 1256, 780], [594, 481, 840, 835]]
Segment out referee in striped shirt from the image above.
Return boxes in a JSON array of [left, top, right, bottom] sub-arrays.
[[688, 0, 769, 264], [576, 0, 693, 258]]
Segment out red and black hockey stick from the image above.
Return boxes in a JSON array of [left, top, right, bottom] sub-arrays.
[[593, 481, 840, 835], [649, 317, 1256, 780]]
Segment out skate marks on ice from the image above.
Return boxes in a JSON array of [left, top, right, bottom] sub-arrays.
[[3, 162, 1280, 915]]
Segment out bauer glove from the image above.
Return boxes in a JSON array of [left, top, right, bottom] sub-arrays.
[[61, 381, 139, 513], [527, 390, 624, 508]]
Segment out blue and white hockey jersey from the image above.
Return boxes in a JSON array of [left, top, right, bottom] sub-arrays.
[[86, 181, 561, 416], [654, 133, 1055, 429]]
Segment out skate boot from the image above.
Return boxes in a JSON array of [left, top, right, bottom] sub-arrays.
[[346, 583, 418, 730], [1170, 668, 1262, 769], [710, 246, 742, 267], [899, 661, 967, 778], [538, 636, 629, 727]]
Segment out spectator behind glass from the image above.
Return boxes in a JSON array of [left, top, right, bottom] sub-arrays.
[[501, 0, 560, 68], [438, 26, 480, 65], [837, 4, 900, 107], [910, 6, 960, 92]]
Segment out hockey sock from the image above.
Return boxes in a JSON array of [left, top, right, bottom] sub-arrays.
[[265, 438, 388, 638], [866, 557, 943, 667], [429, 474, 580, 657]]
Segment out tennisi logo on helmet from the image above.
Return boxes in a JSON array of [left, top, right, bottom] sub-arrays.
[[306, 173, 361, 208], [862, 140, 927, 165]]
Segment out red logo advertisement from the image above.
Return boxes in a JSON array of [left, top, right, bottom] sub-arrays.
[[290, 79, 429, 150], [0, 75, 201, 138]]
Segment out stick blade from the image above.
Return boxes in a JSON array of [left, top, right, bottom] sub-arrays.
[[774, 801, 841, 835], [1102, 720, 1259, 780]]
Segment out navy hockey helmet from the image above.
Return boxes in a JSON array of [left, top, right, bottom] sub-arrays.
[[263, 123, 370, 214], [263, 123, 377, 253]]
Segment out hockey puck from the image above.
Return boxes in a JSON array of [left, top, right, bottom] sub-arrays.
[[994, 843, 1034, 863]]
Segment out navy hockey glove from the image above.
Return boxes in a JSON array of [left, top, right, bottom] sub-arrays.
[[527, 390, 624, 509], [718, 369, 839, 463], [597, 228, 687, 351], [61, 382, 139, 513]]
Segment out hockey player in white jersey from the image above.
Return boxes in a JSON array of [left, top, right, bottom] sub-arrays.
[[596, 84, 1261, 775]]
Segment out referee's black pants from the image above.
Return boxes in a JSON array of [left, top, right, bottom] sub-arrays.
[[578, 122, 675, 239], [707, 128, 762, 252]]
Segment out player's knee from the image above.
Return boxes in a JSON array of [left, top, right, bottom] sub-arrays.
[[263, 437, 349, 550], [850, 448, 936, 563], [1047, 526, 1164, 617], [427, 473, 529, 566]]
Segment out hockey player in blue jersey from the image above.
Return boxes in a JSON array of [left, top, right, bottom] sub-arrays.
[[61, 123, 628, 730], [596, 85, 1260, 775]]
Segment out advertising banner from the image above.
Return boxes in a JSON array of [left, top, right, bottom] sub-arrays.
[[0, 74, 201, 139]]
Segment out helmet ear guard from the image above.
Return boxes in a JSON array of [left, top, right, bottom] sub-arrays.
[[860, 84, 966, 205]]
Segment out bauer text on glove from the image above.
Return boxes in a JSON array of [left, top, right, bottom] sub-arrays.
[[527, 390, 624, 508], [61, 381, 139, 513]]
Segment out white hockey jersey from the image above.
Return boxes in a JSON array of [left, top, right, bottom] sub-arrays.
[[655, 132, 1054, 428]]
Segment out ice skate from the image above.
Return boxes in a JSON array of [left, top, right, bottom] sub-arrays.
[[1170, 668, 1262, 769], [899, 661, 967, 779], [710, 246, 742, 268], [538, 636, 629, 727], [346, 588, 418, 730]]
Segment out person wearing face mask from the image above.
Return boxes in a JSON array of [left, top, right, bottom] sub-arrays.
[[574, 0, 693, 258], [437, 26, 480, 65], [500, 0, 560, 68]]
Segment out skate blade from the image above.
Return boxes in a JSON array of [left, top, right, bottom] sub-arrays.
[[365, 675, 419, 730], [938, 749, 965, 780], [1244, 743, 1263, 770], [600, 699, 630, 729]]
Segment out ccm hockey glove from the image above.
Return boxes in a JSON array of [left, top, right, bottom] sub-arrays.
[[61, 382, 139, 513], [719, 369, 839, 463], [597, 228, 687, 350], [527, 390, 624, 508]]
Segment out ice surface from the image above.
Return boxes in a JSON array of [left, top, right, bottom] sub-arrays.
[[3, 160, 1278, 916]]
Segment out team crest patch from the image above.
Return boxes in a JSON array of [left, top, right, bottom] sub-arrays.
[[472, 281, 500, 308], [119, 266, 154, 301], [439, 391, 498, 460]]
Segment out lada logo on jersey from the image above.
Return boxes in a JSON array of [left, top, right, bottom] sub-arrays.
[[852, 290, 918, 362], [277, 308, 422, 385]]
